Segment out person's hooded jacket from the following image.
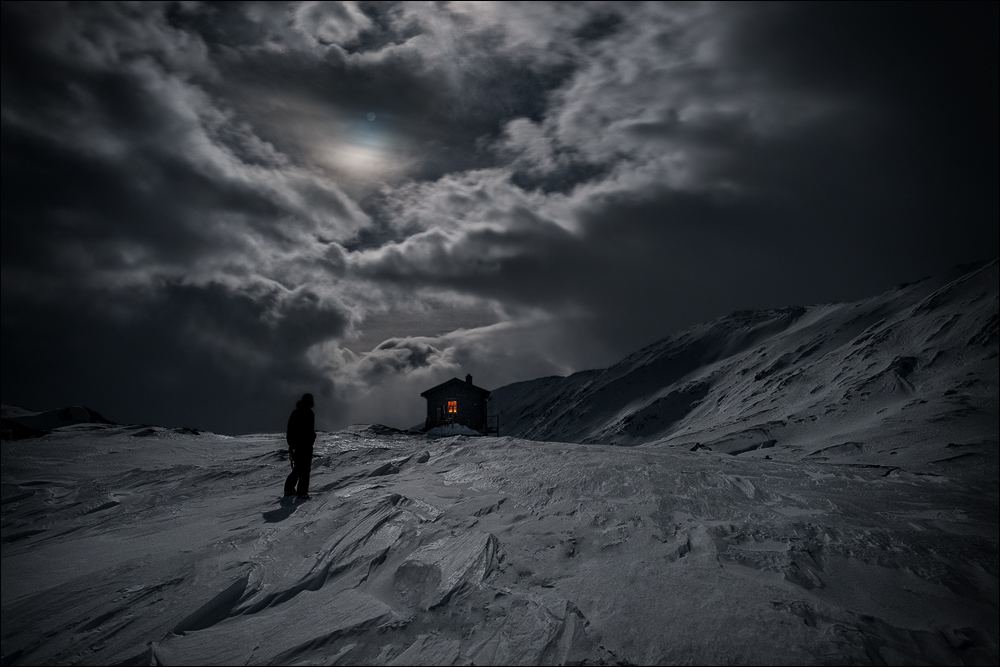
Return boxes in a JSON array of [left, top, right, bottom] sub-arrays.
[[286, 398, 316, 454]]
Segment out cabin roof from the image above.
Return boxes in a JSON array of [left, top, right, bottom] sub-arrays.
[[420, 377, 491, 398]]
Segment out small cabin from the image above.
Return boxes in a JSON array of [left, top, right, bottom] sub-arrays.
[[421, 375, 499, 435]]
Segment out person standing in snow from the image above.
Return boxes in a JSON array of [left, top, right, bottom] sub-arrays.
[[284, 393, 316, 499]]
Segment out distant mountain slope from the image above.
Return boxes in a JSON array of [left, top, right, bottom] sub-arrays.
[[490, 260, 998, 468], [1, 405, 115, 439]]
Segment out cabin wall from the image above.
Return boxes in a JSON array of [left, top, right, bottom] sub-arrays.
[[424, 384, 488, 432]]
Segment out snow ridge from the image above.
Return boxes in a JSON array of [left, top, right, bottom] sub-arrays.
[[491, 260, 998, 468]]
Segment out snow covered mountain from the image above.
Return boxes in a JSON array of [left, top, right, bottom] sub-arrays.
[[491, 260, 998, 470], [1, 405, 115, 440], [1, 261, 997, 665]]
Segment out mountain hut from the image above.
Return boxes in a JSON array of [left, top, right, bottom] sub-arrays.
[[420, 375, 499, 435]]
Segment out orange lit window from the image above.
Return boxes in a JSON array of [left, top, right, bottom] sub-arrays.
[[447, 400, 458, 413]]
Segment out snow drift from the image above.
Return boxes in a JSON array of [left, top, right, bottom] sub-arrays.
[[3, 425, 996, 665], [424, 423, 482, 438]]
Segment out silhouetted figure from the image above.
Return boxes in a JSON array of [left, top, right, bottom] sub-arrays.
[[284, 393, 316, 499]]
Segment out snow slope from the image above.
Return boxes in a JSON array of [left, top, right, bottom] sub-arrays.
[[1, 261, 997, 665], [2, 405, 114, 433], [425, 423, 482, 437], [2, 423, 997, 665], [491, 260, 998, 472]]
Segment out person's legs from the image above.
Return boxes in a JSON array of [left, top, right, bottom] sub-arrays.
[[295, 452, 312, 497], [284, 453, 300, 496]]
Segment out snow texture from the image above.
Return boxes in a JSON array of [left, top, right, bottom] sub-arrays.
[[1, 261, 997, 665], [424, 423, 482, 438]]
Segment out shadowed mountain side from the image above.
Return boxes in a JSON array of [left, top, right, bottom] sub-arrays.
[[490, 260, 998, 470], [1, 405, 118, 440], [1, 405, 115, 432]]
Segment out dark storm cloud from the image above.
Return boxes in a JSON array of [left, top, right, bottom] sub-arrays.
[[1, 1, 363, 430], [1, 280, 349, 433], [2, 2, 996, 432], [168, 1, 581, 193], [348, 1, 999, 355], [362, 339, 439, 378]]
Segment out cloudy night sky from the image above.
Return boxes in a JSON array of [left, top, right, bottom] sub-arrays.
[[2, 2, 997, 434]]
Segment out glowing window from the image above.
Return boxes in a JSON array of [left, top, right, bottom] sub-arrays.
[[447, 400, 458, 414]]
